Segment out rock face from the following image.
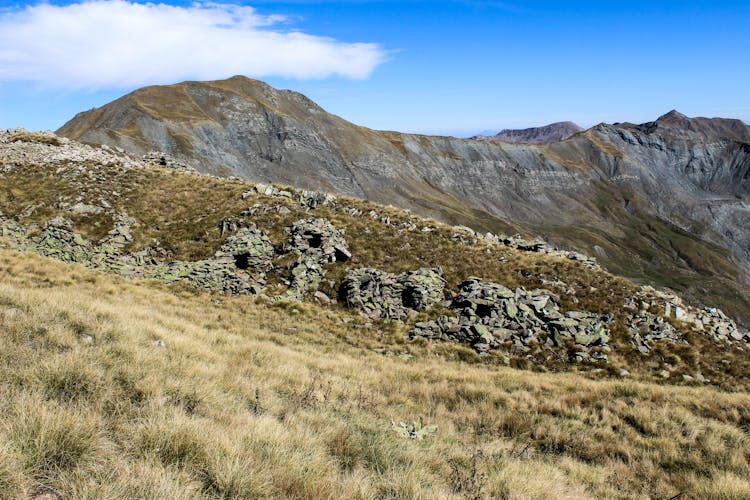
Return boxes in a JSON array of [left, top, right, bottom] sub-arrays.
[[473, 121, 583, 144], [56, 78, 750, 325]]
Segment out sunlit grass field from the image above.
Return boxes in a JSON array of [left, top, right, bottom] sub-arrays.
[[1, 249, 748, 499]]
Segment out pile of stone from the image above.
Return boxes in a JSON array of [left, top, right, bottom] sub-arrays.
[[627, 287, 750, 350], [296, 190, 337, 209], [154, 259, 260, 295], [20, 211, 277, 296], [285, 218, 350, 262], [35, 217, 96, 264], [284, 218, 351, 298], [99, 212, 135, 249], [213, 226, 274, 269], [410, 277, 611, 362], [143, 152, 196, 171], [0, 212, 27, 247], [627, 311, 683, 354], [500, 235, 548, 252], [340, 267, 445, 320], [152, 226, 274, 295], [697, 307, 750, 344], [248, 183, 336, 209], [447, 225, 600, 270]]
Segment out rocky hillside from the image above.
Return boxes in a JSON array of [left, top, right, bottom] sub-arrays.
[[2, 129, 749, 388], [472, 121, 583, 144], [57, 77, 750, 326]]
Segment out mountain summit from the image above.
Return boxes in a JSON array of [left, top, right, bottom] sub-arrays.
[[58, 77, 750, 324], [473, 121, 583, 144], [622, 109, 750, 143]]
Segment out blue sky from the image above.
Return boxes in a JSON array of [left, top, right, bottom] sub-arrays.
[[0, 0, 748, 136]]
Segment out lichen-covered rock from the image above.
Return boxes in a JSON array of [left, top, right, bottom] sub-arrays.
[[626, 287, 750, 352], [213, 226, 274, 273], [151, 226, 274, 295], [99, 212, 135, 248], [0, 212, 27, 246], [411, 277, 611, 362], [153, 259, 265, 295], [36, 217, 95, 263], [285, 218, 350, 263], [296, 190, 336, 209], [284, 218, 351, 298], [399, 268, 446, 311], [340, 267, 445, 320], [627, 311, 683, 354]]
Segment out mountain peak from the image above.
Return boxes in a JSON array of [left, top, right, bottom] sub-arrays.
[[656, 110, 689, 122], [626, 110, 750, 143], [474, 121, 583, 145]]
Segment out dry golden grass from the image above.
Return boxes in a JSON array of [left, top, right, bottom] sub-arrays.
[[0, 249, 749, 499]]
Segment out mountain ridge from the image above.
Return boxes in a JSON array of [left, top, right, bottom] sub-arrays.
[[472, 121, 584, 144]]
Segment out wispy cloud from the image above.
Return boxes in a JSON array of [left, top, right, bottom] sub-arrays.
[[0, 1, 387, 88]]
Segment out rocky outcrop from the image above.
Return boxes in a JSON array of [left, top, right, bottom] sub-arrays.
[[340, 267, 445, 320], [99, 212, 135, 249], [411, 278, 611, 362], [283, 218, 351, 298]]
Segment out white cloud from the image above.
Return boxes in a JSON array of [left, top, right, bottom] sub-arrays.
[[0, 1, 386, 88]]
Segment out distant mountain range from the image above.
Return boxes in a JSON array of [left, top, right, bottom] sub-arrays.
[[472, 121, 584, 144], [58, 76, 750, 323]]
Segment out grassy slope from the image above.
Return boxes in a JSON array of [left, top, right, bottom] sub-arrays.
[[1, 250, 749, 499], [2, 159, 749, 386]]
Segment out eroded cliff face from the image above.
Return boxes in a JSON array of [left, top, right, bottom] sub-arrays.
[[58, 77, 750, 323]]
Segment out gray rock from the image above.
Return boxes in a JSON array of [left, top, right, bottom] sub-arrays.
[[340, 267, 445, 320], [410, 277, 611, 361], [284, 218, 350, 298]]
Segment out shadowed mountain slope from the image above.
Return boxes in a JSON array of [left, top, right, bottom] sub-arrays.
[[58, 77, 750, 324]]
